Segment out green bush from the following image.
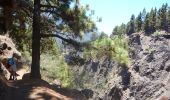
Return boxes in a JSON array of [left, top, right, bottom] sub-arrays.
[[40, 53, 75, 88], [111, 36, 129, 65], [85, 35, 129, 65], [153, 31, 161, 36]]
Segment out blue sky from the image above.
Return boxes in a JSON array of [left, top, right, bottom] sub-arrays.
[[81, 0, 170, 35]]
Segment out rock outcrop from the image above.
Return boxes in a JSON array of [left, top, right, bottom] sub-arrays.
[[71, 33, 170, 100], [126, 33, 170, 100]]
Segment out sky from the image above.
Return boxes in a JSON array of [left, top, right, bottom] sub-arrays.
[[81, 0, 170, 35]]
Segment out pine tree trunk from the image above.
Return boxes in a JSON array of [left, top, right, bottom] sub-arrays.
[[3, 5, 13, 33], [30, 0, 41, 79]]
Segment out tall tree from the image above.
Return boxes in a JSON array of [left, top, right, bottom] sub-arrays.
[[148, 8, 157, 33], [30, 0, 41, 79], [160, 3, 168, 31], [144, 13, 150, 34], [136, 12, 143, 32], [141, 8, 146, 30], [30, 0, 96, 79], [127, 14, 135, 35], [141, 8, 146, 21], [112, 24, 126, 36], [167, 7, 170, 32], [156, 9, 161, 30], [112, 26, 119, 35], [119, 23, 127, 35]]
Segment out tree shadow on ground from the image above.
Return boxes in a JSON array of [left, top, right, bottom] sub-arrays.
[[0, 74, 86, 100]]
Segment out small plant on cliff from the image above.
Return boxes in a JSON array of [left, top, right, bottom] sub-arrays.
[[153, 31, 161, 36]]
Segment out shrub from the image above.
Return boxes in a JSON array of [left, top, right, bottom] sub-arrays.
[[40, 42, 75, 88], [153, 31, 161, 36], [40, 53, 75, 88], [84, 35, 129, 65]]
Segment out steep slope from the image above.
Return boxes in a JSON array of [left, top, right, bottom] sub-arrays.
[[126, 33, 170, 100], [104, 33, 170, 100], [71, 32, 170, 100]]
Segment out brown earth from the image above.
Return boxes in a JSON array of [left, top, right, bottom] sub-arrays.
[[0, 72, 86, 100]]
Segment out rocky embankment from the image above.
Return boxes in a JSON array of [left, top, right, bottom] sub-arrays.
[[72, 32, 170, 100]]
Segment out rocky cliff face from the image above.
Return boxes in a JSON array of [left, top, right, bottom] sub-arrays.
[[71, 33, 170, 100], [126, 33, 170, 100]]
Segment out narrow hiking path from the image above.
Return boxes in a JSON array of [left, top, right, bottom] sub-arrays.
[[6, 79, 79, 100], [0, 69, 86, 100]]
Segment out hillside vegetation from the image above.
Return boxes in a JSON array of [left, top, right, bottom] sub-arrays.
[[85, 35, 129, 66]]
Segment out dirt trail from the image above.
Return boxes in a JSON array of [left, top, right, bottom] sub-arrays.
[[0, 69, 86, 100]]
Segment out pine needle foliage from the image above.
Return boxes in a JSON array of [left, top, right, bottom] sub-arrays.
[[85, 35, 129, 65]]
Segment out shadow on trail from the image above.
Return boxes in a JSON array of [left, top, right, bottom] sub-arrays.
[[0, 74, 86, 100]]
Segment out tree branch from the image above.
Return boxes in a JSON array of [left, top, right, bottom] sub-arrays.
[[40, 33, 98, 50], [41, 33, 81, 47]]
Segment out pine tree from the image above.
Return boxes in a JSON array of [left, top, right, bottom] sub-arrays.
[[112, 24, 126, 36], [127, 14, 135, 35], [159, 3, 168, 31], [167, 7, 170, 33], [119, 23, 127, 35], [141, 8, 146, 21], [126, 22, 130, 34], [153, 8, 157, 31], [136, 12, 143, 32], [30, 0, 41, 79], [112, 26, 119, 35], [156, 9, 161, 30], [144, 13, 150, 34], [148, 8, 157, 33]]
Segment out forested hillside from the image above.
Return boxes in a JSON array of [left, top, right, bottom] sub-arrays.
[[112, 3, 170, 36]]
